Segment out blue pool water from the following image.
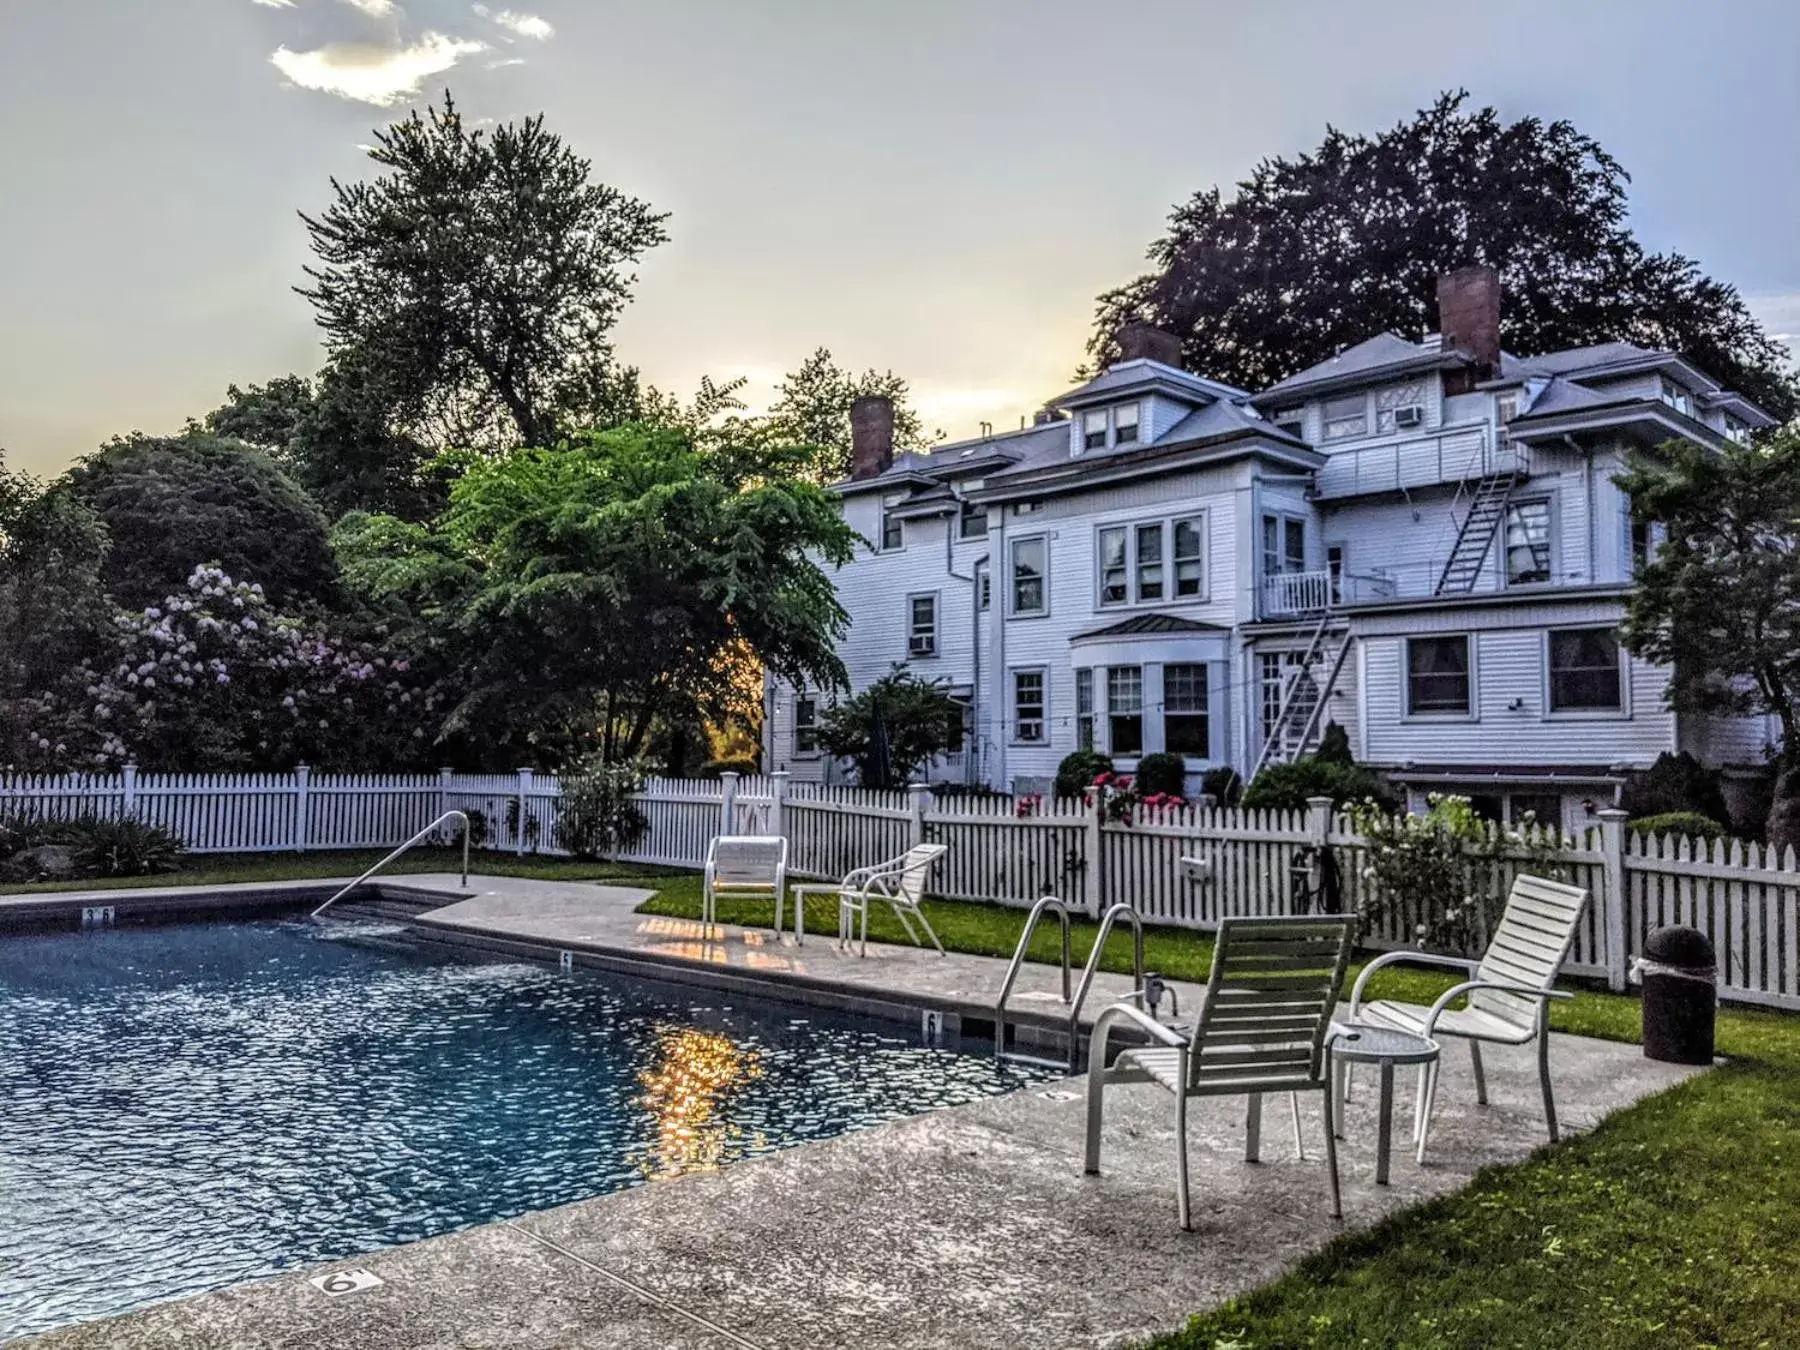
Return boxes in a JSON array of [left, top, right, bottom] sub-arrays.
[[0, 918, 1044, 1340]]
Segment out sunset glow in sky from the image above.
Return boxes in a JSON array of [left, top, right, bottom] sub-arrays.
[[1, 0, 1795, 476]]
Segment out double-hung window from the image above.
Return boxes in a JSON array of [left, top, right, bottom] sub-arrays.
[[907, 594, 937, 659], [1548, 628, 1622, 713], [958, 497, 988, 538], [1504, 500, 1551, 585], [1082, 410, 1108, 452], [1163, 664, 1209, 756], [1407, 636, 1472, 716], [1172, 517, 1204, 597], [1011, 537, 1047, 615], [1263, 514, 1306, 575], [880, 509, 904, 551], [1114, 402, 1141, 445], [794, 692, 819, 755], [1322, 394, 1368, 441], [1108, 666, 1143, 755], [975, 560, 990, 611], [1013, 669, 1045, 743], [1135, 523, 1164, 601], [1098, 527, 1128, 606], [1075, 669, 1095, 749]]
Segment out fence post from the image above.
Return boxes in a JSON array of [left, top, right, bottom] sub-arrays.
[[516, 767, 534, 855], [437, 766, 452, 825], [720, 771, 740, 836], [294, 764, 311, 853], [907, 782, 930, 849], [121, 762, 138, 819], [1083, 787, 1103, 918], [1304, 795, 1334, 916], [1598, 807, 1629, 992], [769, 771, 789, 843]]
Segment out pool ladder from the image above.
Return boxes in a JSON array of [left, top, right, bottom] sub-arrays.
[[311, 810, 471, 920], [993, 897, 1146, 1073]]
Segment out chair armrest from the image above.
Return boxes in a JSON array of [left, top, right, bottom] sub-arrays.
[[1090, 1000, 1187, 1066], [1348, 949, 1480, 1017], [1421, 980, 1572, 1035]]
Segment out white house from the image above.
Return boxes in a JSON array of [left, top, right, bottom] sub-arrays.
[[765, 267, 1781, 835]]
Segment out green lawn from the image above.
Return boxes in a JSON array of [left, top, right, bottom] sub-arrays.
[[18, 856, 1800, 1345]]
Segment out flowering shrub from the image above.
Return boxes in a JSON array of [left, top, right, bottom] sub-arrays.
[[1346, 794, 1564, 957], [1088, 771, 1192, 826], [15, 565, 438, 770], [1014, 793, 1043, 819], [557, 756, 650, 860]]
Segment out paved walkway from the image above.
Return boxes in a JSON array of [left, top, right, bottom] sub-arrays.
[[19, 875, 1703, 1349]]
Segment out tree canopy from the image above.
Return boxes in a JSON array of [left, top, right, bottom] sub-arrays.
[[334, 424, 856, 766], [59, 433, 338, 611], [764, 348, 937, 482], [817, 667, 965, 787], [299, 94, 670, 452], [1618, 429, 1800, 764], [1093, 92, 1797, 421]]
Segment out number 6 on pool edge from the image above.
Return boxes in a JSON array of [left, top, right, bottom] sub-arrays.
[[310, 1268, 384, 1297]]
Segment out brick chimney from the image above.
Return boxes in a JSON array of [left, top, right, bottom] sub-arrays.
[[1115, 320, 1185, 369], [849, 395, 895, 480], [1436, 265, 1501, 380]]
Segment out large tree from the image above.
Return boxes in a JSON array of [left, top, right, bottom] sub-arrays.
[[1619, 430, 1800, 765], [299, 93, 670, 452], [59, 433, 338, 611], [1093, 92, 1797, 420], [333, 424, 855, 766], [764, 348, 937, 482]]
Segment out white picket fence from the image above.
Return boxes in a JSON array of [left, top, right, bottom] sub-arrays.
[[4, 767, 1797, 1011]]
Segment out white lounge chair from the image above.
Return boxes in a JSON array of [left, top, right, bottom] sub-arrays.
[[1346, 872, 1587, 1161], [701, 835, 789, 939], [791, 843, 948, 956], [1085, 913, 1358, 1229]]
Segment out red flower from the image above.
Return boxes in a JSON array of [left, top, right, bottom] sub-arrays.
[[1093, 771, 1113, 786]]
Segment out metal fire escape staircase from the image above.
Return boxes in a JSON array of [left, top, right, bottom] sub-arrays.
[[1435, 468, 1519, 595], [1251, 615, 1356, 779]]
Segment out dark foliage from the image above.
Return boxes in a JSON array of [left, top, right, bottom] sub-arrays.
[[1201, 765, 1244, 807], [1315, 721, 1354, 765], [1055, 750, 1114, 800], [62, 815, 186, 877], [1619, 751, 1731, 826], [1133, 751, 1189, 797], [818, 667, 965, 788], [1242, 758, 1399, 813], [1093, 92, 1796, 421], [1627, 812, 1727, 842]]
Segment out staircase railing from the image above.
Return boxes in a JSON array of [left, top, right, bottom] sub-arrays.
[[311, 810, 471, 920]]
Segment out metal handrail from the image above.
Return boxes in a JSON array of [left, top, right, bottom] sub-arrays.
[[311, 810, 470, 920], [994, 895, 1072, 1057], [1066, 903, 1145, 1068]]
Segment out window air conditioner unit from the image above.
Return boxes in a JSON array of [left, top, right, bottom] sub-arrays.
[[909, 635, 935, 658], [1394, 406, 1424, 429]]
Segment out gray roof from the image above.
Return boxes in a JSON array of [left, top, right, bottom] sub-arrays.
[[1073, 613, 1230, 641], [1504, 342, 1659, 379], [832, 419, 1062, 493], [1161, 397, 1306, 448], [1256, 333, 1461, 403], [1050, 358, 1247, 409]]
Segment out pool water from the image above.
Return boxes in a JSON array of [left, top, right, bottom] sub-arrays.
[[0, 918, 1045, 1340]]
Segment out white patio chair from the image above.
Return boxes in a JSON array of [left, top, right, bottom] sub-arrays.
[[1085, 913, 1358, 1229], [701, 835, 789, 939], [1346, 873, 1587, 1161], [793, 843, 948, 956]]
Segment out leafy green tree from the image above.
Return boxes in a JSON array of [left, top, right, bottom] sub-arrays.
[[336, 424, 854, 766], [765, 348, 938, 481], [1619, 430, 1800, 842], [1094, 92, 1796, 421], [59, 433, 338, 610], [817, 667, 965, 788], [201, 375, 316, 455], [299, 93, 670, 452]]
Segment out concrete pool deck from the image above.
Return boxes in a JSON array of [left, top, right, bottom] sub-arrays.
[[14, 874, 1704, 1348]]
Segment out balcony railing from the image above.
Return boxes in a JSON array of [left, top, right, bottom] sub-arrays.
[[1259, 570, 1398, 619], [1312, 425, 1523, 500]]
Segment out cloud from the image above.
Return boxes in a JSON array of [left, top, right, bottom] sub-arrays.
[[339, 0, 398, 14], [270, 32, 487, 106], [251, 0, 295, 7], [1748, 292, 1800, 365], [486, 57, 528, 68], [472, 4, 554, 39]]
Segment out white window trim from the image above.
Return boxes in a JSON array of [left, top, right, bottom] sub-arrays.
[[957, 496, 989, 539], [906, 591, 939, 660], [1160, 661, 1212, 761], [1105, 664, 1146, 758], [1502, 494, 1557, 589], [1403, 632, 1479, 722], [1094, 511, 1209, 609], [1010, 534, 1050, 618], [1321, 392, 1373, 443], [1075, 401, 1145, 456], [1010, 666, 1048, 745], [1541, 626, 1631, 721], [792, 689, 822, 760]]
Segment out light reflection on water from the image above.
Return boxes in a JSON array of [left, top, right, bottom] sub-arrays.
[[0, 918, 1047, 1340]]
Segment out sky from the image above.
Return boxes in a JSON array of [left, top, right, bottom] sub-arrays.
[[1, 0, 1796, 478]]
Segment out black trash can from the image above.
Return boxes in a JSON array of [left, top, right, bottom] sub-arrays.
[[1639, 925, 1717, 1065]]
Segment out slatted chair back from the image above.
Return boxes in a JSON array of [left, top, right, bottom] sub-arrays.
[[1469, 874, 1589, 1029], [1186, 915, 1357, 1095], [709, 836, 787, 890], [893, 844, 947, 905]]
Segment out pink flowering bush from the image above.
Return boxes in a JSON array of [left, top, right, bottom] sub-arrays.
[[17, 565, 440, 770]]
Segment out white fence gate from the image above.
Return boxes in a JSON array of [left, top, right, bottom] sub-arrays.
[[4, 766, 1798, 1011]]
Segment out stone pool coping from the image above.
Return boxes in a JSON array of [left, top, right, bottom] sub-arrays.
[[9, 873, 1706, 1348]]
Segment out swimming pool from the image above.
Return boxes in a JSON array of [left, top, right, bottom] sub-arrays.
[[0, 918, 1046, 1340]]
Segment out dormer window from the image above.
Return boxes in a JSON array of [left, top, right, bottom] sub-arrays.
[[1659, 376, 1693, 418], [1114, 402, 1141, 445], [1272, 408, 1305, 440], [1082, 410, 1108, 451], [1322, 394, 1369, 441]]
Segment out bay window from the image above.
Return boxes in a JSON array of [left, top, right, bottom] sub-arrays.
[[1108, 666, 1143, 755]]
